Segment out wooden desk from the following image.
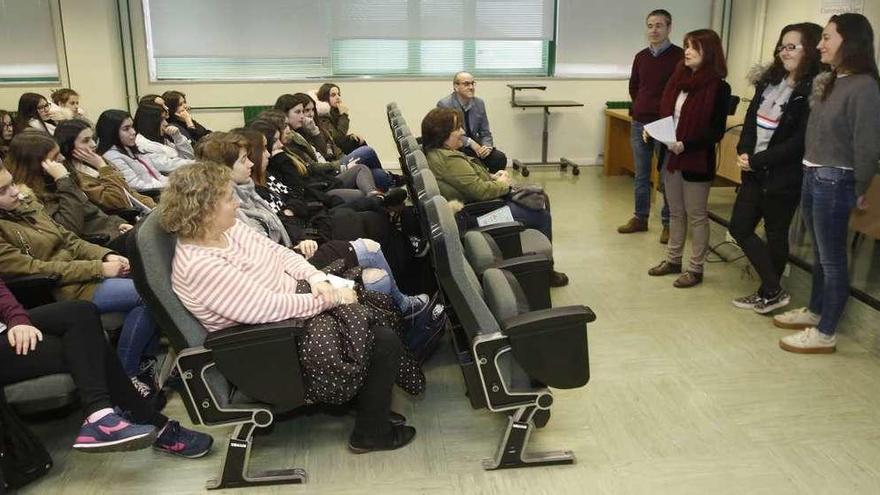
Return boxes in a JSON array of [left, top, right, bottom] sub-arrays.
[[603, 108, 744, 192]]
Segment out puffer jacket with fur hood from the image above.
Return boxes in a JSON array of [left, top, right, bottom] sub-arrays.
[[736, 64, 813, 195]]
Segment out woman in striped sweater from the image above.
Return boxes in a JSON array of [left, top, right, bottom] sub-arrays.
[[160, 163, 417, 453]]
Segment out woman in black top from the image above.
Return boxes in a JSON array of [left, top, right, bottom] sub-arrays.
[[161, 90, 211, 144], [729, 23, 824, 314]]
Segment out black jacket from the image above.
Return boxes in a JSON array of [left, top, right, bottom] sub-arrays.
[[736, 77, 812, 195], [166, 116, 211, 144]]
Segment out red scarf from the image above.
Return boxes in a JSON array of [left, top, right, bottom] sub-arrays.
[[659, 64, 721, 174]]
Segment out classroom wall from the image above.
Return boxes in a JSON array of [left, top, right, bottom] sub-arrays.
[[1, 0, 877, 167]]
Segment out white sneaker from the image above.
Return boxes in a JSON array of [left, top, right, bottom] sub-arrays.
[[779, 327, 836, 354], [772, 307, 820, 330]]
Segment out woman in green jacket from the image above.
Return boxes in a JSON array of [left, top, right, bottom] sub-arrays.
[[0, 163, 160, 397], [5, 131, 133, 255], [421, 107, 567, 286]]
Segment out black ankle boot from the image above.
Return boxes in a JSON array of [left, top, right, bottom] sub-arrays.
[[348, 424, 416, 454]]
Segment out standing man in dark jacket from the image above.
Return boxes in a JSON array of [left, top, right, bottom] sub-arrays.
[[437, 72, 507, 173], [618, 9, 683, 242]]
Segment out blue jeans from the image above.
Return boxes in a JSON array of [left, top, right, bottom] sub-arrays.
[[91, 278, 159, 377], [631, 121, 670, 224], [351, 239, 409, 309], [801, 166, 856, 335], [343, 145, 392, 191], [507, 201, 553, 241]]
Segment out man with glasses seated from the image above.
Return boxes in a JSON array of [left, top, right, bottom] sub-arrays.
[[436, 72, 508, 173]]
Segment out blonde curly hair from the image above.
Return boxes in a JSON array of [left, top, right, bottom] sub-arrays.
[[158, 162, 232, 239]]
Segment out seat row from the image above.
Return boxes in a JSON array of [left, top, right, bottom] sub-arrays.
[[387, 102, 596, 470]]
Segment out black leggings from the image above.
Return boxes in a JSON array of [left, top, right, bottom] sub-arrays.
[[0, 300, 167, 427], [353, 326, 402, 436], [728, 179, 800, 296]]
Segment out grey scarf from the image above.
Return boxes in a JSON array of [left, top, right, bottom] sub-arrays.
[[234, 180, 291, 247]]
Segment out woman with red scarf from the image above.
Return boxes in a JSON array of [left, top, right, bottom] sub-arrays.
[[648, 29, 731, 288]]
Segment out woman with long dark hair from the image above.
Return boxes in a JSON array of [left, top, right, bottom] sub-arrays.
[[6, 131, 133, 254], [729, 23, 824, 314], [161, 90, 211, 144], [97, 110, 167, 191], [316, 82, 366, 154], [54, 119, 156, 215], [647, 29, 731, 288], [777, 13, 880, 353], [133, 103, 195, 173], [14, 92, 54, 135]]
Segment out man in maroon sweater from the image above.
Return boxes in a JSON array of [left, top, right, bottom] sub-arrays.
[[617, 9, 683, 242]]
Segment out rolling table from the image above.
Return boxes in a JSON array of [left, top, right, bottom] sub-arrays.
[[507, 84, 584, 177]]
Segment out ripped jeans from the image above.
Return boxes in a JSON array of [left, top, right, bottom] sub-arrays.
[[351, 238, 410, 309]]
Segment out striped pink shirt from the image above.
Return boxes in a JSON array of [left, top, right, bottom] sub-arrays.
[[171, 220, 332, 332]]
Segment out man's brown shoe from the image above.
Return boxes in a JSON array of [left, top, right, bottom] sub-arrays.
[[648, 260, 682, 276], [673, 271, 703, 288], [617, 217, 648, 234], [659, 225, 670, 244]]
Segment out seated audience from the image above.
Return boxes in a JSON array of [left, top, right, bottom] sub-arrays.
[[0, 163, 160, 398], [315, 83, 367, 154], [0, 282, 213, 457], [238, 127, 430, 316], [162, 90, 211, 144], [436, 72, 507, 173], [14, 93, 55, 135], [97, 109, 167, 191], [0, 109, 12, 158], [272, 96, 388, 202], [6, 132, 133, 255], [421, 107, 567, 286], [55, 119, 156, 215], [302, 92, 392, 190], [49, 88, 87, 123], [133, 103, 196, 173], [160, 163, 419, 453]]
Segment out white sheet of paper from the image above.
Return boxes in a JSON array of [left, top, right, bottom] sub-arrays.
[[476, 206, 515, 227], [644, 117, 677, 146], [325, 274, 355, 290]]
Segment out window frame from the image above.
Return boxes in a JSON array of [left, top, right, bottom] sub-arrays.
[[0, 0, 68, 86]]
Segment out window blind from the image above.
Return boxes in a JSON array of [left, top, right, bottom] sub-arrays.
[[0, 0, 60, 82]]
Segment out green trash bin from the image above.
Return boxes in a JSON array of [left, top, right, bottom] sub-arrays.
[[243, 105, 272, 126]]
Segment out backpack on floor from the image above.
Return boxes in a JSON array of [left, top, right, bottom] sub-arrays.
[[0, 391, 53, 491]]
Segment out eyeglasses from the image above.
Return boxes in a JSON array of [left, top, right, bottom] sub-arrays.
[[0, 121, 12, 128], [776, 44, 803, 53], [456, 81, 476, 87]]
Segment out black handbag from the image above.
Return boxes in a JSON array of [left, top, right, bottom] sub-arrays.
[[0, 391, 53, 490], [509, 185, 550, 211]]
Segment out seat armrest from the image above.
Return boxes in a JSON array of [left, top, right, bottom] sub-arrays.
[[204, 318, 307, 350], [462, 199, 506, 218], [501, 305, 595, 389], [203, 318, 309, 411], [3, 273, 61, 309], [470, 222, 526, 259], [494, 254, 553, 310]]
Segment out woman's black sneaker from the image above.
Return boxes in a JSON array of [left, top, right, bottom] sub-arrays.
[[348, 425, 416, 454]]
